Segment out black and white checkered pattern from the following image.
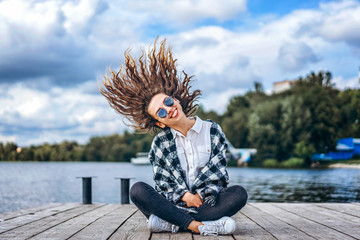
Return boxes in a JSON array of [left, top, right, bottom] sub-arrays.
[[149, 120, 229, 206]]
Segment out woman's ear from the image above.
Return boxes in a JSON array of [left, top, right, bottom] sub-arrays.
[[155, 121, 166, 129]]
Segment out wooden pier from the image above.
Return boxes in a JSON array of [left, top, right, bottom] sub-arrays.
[[0, 203, 359, 239]]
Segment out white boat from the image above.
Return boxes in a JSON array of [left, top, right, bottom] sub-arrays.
[[131, 152, 150, 165]]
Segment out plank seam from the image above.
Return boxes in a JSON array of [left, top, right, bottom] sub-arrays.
[[24, 204, 106, 240], [314, 204, 360, 219], [0, 204, 83, 235], [272, 204, 360, 240], [106, 209, 138, 240], [0, 203, 64, 221], [240, 210, 279, 240], [64, 204, 123, 240], [249, 204, 317, 240]]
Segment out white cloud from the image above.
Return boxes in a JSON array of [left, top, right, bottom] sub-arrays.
[[129, 0, 247, 24], [297, 0, 360, 47], [168, 0, 360, 93], [277, 42, 319, 72], [201, 88, 247, 114], [0, 81, 130, 146], [333, 76, 360, 89]]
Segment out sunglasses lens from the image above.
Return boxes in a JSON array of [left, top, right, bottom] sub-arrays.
[[158, 108, 167, 118], [164, 97, 174, 107]]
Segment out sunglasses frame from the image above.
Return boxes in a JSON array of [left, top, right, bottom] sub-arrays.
[[157, 96, 175, 119]]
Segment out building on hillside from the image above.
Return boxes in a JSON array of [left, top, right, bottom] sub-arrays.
[[273, 80, 296, 93], [312, 138, 360, 161]]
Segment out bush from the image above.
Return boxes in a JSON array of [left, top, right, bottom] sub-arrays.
[[280, 157, 304, 168], [262, 159, 279, 168]]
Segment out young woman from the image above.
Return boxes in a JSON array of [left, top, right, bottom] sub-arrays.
[[100, 39, 248, 236]]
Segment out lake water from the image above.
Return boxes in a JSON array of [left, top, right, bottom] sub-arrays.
[[0, 162, 359, 213]]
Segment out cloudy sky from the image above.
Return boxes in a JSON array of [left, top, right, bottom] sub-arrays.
[[1, 0, 360, 146]]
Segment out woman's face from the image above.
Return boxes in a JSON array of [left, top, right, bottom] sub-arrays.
[[147, 93, 184, 128]]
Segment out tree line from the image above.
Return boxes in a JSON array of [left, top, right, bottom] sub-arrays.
[[0, 132, 153, 162], [1, 70, 359, 166], [197, 70, 360, 167]]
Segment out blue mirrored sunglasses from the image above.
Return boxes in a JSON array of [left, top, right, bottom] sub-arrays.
[[157, 96, 175, 118]]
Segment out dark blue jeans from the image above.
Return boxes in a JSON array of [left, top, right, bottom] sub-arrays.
[[130, 181, 248, 230]]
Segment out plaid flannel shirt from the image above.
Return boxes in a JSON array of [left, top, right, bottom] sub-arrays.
[[148, 120, 230, 206]]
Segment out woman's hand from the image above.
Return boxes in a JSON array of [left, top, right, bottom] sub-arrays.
[[181, 192, 203, 207]]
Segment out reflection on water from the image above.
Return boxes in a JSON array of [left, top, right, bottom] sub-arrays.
[[228, 168, 360, 203], [0, 162, 359, 213]]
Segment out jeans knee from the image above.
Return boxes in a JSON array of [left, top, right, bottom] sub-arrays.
[[232, 185, 248, 208], [130, 181, 147, 203]]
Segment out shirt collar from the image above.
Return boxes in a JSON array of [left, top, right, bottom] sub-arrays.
[[191, 116, 202, 134], [170, 116, 203, 137]]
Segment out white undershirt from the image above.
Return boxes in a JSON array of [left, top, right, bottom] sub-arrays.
[[170, 117, 212, 190]]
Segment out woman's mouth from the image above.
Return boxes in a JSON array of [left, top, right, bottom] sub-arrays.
[[171, 109, 178, 118]]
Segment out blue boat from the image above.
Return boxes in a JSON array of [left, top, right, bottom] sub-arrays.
[[312, 138, 360, 161]]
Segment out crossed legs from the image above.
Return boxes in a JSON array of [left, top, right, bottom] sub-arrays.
[[130, 181, 248, 231]]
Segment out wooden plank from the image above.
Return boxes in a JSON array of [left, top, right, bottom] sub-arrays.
[[108, 210, 150, 240], [0, 204, 101, 240], [152, 231, 193, 240], [0, 203, 63, 221], [255, 203, 355, 240], [0, 203, 80, 234], [68, 204, 138, 240], [29, 204, 114, 240], [273, 203, 360, 239], [232, 209, 276, 240], [314, 203, 360, 218], [194, 233, 233, 240], [242, 203, 315, 240]]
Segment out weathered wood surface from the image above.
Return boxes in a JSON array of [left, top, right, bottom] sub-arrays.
[[0, 203, 359, 240]]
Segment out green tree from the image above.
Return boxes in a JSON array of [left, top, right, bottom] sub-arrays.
[[33, 144, 53, 161], [302, 86, 338, 152], [18, 147, 34, 161], [248, 100, 281, 160], [336, 89, 360, 138], [3, 142, 18, 161], [0, 142, 4, 161], [296, 70, 334, 88]]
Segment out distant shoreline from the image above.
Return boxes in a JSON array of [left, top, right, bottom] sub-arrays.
[[328, 163, 360, 169]]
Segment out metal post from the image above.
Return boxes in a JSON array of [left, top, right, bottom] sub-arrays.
[[82, 177, 92, 204], [121, 178, 130, 204], [115, 177, 134, 204], [77, 176, 96, 204]]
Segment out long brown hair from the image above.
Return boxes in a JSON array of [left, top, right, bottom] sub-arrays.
[[100, 38, 201, 133]]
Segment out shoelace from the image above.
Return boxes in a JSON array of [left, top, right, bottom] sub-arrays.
[[157, 219, 178, 233], [200, 224, 222, 236], [201, 229, 218, 236], [171, 225, 177, 233]]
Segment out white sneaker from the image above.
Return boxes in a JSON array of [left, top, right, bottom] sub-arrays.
[[198, 216, 236, 236], [148, 214, 179, 233]]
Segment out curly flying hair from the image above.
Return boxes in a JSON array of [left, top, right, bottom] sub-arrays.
[[100, 38, 202, 133]]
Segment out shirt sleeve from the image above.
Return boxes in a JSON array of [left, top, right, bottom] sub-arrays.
[[149, 140, 189, 205]]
